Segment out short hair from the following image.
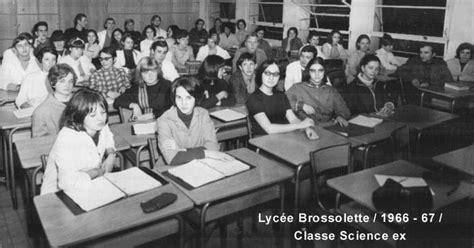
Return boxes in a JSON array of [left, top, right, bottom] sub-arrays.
[[135, 57, 162, 84], [355, 34, 370, 50], [326, 30, 342, 44], [380, 33, 394, 47], [222, 22, 233, 32], [103, 17, 116, 29], [12, 32, 34, 48], [142, 25, 156, 38], [286, 27, 298, 38], [68, 37, 85, 49], [50, 30, 65, 42], [419, 43, 435, 54], [124, 19, 134, 28], [175, 29, 189, 40], [245, 32, 259, 43], [121, 33, 134, 44], [208, 32, 219, 44], [167, 25, 180, 39], [87, 29, 99, 44], [300, 45, 317, 57], [48, 63, 77, 88], [73, 13, 87, 26], [302, 57, 328, 84], [197, 55, 225, 82], [32, 21, 48, 34], [112, 28, 124, 39], [171, 77, 203, 104], [255, 26, 265, 34], [195, 18, 205, 26], [255, 59, 278, 88], [150, 40, 168, 52], [151, 15, 161, 23], [236, 19, 246, 29], [455, 42, 473, 59], [99, 46, 117, 58], [236, 52, 256, 68], [214, 18, 222, 25], [37, 47, 58, 62], [63, 88, 108, 132], [359, 54, 381, 69], [307, 31, 319, 43]]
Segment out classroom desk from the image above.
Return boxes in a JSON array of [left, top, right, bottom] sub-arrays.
[[0, 89, 18, 105], [34, 181, 194, 247], [249, 127, 349, 218], [376, 70, 405, 104], [110, 121, 156, 166], [418, 85, 474, 113], [15, 133, 131, 202], [163, 148, 293, 248], [432, 144, 474, 177], [210, 104, 249, 141]]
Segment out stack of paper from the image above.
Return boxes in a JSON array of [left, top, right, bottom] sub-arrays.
[[133, 122, 157, 135], [210, 109, 247, 122], [349, 115, 383, 128], [445, 82, 472, 91], [105, 167, 162, 195]]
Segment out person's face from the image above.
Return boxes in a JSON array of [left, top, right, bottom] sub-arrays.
[[256, 30, 264, 40], [167, 28, 173, 38], [358, 38, 370, 52], [224, 27, 231, 35], [383, 44, 393, 52], [54, 73, 74, 96], [261, 64, 280, 88], [126, 22, 134, 31], [239, 60, 256, 77], [87, 32, 97, 44], [141, 69, 158, 85], [146, 28, 155, 40], [245, 36, 259, 53], [309, 36, 319, 46], [70, 47, 83, 59], [207, 38, 217, 48], [113, 31, 122, 42], [105, 20, 115, 30], [99, 52, 114, 69], [14, 40, 31, 58], [309, 63, 325, 83], [123, 37, 134, 50], [196, 21, 204, 30], [41, 52, 57, 72], [83, 104, 107, 133], [175, 86, 195, 115], [36, 25, 48, 40], [178, 36, 189, 46], [288, 30, 296, 39], [80, 17, 88, 28], [53, 40, 65, 51], [332, 33, 341, 44], [238, 22, 245, 30], [152, 17, 161, 27], [459, 49, 471, 63], [215, 20, 222, 27], [361, 61, 380, 80], [419, 46, 435, 62], [152, 46, 168, 62], [300, 52, 314, 67]]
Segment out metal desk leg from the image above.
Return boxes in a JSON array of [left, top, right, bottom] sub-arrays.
[[199, 203, 211, 248], [2, 132, 9, 190], [451, 99, 457, 113], [420, 91, 426, 107], [177, 215, 184, 248], [8, 126, 28, 210], [294, 164, 304, 221], [362, 145, 372, 170], [116, 152, 124, 171], [135, 145, 147, 167]]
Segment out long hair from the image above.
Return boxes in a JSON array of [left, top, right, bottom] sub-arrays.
[[134, 56, 162, 85], [197, 55, 225, 84], [63, 88, 108, 132], [302, 57, 328, 85], [255, 59, 278, 88]]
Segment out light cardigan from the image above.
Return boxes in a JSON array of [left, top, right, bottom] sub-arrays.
[[321, 43, 348, 60], [114, 49, 143, 73], [58, 55, 96, 83], [161, 60, 180, 82], [446, 58, 474, 82], [0, 52, 41, 90], [140, 39, 154, 57], [375, 48, 401, 70], [196, 45, 231, 61], [284, 60, 305, 91], [157, 106, 219, 164], [40, 125, 116, 194], [15, 70, 51, 108]]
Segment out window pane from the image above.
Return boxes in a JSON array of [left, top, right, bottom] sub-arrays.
[[309, 31, 349, 49], [219, 3, 236, 20], [386, 38, 445, 58], [258, 0, 283, 23], [258, 26, 283, 40]]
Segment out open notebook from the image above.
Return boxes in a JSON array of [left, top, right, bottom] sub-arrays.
[[324, 123, 374, 137], [132, 122, 157, 135], [63, 167, 163, 212], [349, 115, 383, 128], [166, 158, 251, 189], [210, 109, 247, 122]]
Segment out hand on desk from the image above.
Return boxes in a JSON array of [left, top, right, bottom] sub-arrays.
[[204, 150, 235, 162], [334, 116, 349, 127], [305, 127, 319, 140]]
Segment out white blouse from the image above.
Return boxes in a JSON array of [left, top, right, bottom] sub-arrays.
[[15, 70, 50, 108]]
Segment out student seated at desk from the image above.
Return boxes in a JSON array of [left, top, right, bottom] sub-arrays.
[[286, 57, 350, 126], [284, 45, 318, 91], [197, 55, 235, 108], [41, 88, 116, 195], [282, 27, 303, 57], [246, 59, 317, 138], [346, 34, 371, 83], [114, 33, 142, 73], [169, 29, 195, 70], [344, 54, 396, 116], [446, 42, 474, 82], [58, 38, 96, 85], [113, 56, 172, 121], [157, 77, 233, 165], [229, 52, 256, 104], [375, 33, 402, 71], [321, 30, 348, 61], [195, 32, 231, 62], [16, 47, 57, 109], [32, 64, 75, 138]]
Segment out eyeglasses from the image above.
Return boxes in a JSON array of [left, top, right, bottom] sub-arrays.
[[263, 71, 280, 78], [99, 57, 113, 61], [309, 69, 324, 73]]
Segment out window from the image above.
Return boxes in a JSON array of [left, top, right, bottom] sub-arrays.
[[210, 1, 236, 22], [251, 0, 284, 40], [373, 0, 450, 57]]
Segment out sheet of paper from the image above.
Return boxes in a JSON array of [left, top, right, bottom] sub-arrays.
[[13, 107, 35, 118], [211, 109, 247, 122], [374, 174, 434, 195], [168, 160, 225, 188], [64, 177, 125, 211], [105, 167, 162, 196], [349, 115, 383, 128], [133, 122, 156, 135], [200, 158, 250, 177]]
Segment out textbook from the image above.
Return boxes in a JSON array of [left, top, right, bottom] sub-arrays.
[[444, 82, 473, 91], [325, 123, 374, 137], [132, 122, 157, 135], [166, 158, 251, 188], [349, 115, 383, 128], [63, 167, 163, 212], [210, 109, 247, 122]]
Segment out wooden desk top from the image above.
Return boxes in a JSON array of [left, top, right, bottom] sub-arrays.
[[110, 122, 155, 147], [164, 148, 293, 205], [210, 104, 248, 130], [0, 104, 31, 130], [15, 133, 130, 170], [418, 85, 474, 99], [386, 104, 458, 130], [0, 89, 18, 102], [432, 144, 474, 177], [327, 160, 474, 212], [249, 127, 349, 166], [34, 181, 193, 247]]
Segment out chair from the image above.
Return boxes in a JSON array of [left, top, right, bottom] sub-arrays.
[[147, 134, 163, 170], [390, 124, 411, 161], [31, 154, 48, 197], [324, 59, 347, 91], [118, 107, 133, 123], [185, 60, 202, 75]]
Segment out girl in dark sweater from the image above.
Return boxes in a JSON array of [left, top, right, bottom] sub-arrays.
[[197, 55, 235, 108]]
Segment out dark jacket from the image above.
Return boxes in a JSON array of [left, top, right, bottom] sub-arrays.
[[199, 78, 236, 109], [396, 56, 452, 87], [281, 37, 303, 53], [113, 77, 172, 118], [343, 76, 396, 116], [229, 71, 254, 104], [189, 28, 208, 44]]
